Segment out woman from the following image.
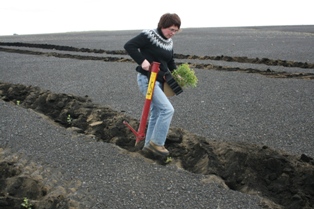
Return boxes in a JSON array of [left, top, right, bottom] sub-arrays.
[[124, 13, 181, 157]]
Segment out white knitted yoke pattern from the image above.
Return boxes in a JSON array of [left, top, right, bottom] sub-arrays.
[[142, 29, 173, 51]]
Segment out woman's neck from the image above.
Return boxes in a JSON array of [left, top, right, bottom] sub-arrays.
[[157, 28, 167, 40]]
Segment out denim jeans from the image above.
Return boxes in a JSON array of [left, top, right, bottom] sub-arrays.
[[137, 73, 174, 147]]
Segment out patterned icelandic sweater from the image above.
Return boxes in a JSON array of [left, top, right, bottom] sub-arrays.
[[124, 28, 177, 83]]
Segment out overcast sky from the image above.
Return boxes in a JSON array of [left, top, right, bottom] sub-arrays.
[[1, 0, 313, 35]]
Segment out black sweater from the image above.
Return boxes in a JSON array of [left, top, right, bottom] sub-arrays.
[[124, 28, 177, 83]]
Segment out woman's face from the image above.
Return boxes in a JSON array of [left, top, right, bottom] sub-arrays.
[[161, 25, 179, 39]]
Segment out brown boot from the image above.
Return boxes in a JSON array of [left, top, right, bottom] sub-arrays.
[[144, 141, 169, 156]]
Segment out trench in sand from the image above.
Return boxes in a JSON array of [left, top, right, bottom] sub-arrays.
[[1, 42, 314, 208], [0, 83, 313, 209], [0, 42, 314, 79]]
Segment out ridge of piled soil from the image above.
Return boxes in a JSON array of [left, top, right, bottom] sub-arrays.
[[1, 82, 313, 209]]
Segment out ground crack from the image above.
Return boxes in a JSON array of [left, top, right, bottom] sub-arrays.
[[1, 82, 313, 209], [0, 149, 80, 209], [1, 42, 313, 80]]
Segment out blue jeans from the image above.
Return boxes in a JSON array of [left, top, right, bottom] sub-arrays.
[[137, 73, 174, 147]]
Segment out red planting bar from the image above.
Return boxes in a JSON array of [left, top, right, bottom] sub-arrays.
[[123, 62, 160, 146]]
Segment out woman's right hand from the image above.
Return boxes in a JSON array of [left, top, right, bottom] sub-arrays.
[[141, 59, 151, 71]]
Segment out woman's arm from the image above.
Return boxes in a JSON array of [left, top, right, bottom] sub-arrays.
[[124, 33, 148, 66], [167, 50, 177, 72]]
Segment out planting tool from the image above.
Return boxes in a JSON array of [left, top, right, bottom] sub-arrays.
[[123, 62, 160, 147]]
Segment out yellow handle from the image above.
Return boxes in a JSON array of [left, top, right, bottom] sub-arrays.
[[146, 71, 158, 100]]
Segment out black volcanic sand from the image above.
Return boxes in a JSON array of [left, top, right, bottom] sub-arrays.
[[0, 26, 314, 209], [0, 83, 313, 209], [0, 148, 80, 209], [0, 42, 313, 79]]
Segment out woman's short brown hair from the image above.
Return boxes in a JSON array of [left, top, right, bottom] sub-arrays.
[[157, 13, 181, 30]]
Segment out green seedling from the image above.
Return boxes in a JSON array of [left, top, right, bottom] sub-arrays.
[[21, 197, 33, 209], [17, 100, 20, 105], [172, 63, 198, 88], [67, 114, 72, 124], [164, 157, 172, 164]]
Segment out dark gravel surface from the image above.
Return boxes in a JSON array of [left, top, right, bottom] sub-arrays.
[[0, 100, 263, 209], [1, 25, 313, 62], [1, 26, 314, 208]]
